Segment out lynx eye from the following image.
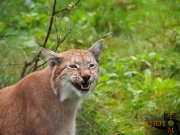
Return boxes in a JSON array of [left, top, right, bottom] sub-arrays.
[[69, 65, 77, 68], [89, 64, 95, 68]]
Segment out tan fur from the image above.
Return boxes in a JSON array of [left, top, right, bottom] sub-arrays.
[[0, 38, 105, 135]]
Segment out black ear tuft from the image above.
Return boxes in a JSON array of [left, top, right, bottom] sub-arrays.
[[102, 32, 113, 39]]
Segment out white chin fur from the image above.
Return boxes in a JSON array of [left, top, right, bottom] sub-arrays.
[[59, 81, 96, 102]]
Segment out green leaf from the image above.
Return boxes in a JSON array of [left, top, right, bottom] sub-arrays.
[[0, 22, 6, 35], [130, 56, 137, 61], [149, 52, 156, 58], [108, 73, 118, 77], [99, 75, 110, 82], [144, 69, 151, 79], [88, 11, 99, 26], [147, 101, 157, 109], [124, 71, 139, 76], [154, 78, 162, 88], [135, 80, 144, 89], [24, 41, 37, 47], [162, 79, 178, 89], [145, 77, 151, 87], [107, 99, 117, 105], [141, 59, 151, 67], [116, 65, 124, 70], [100, 67, 107, 75], [69, 14, 76, 22], [77, 9, 87, 21], [0, 22, 5, 30], [106, 80, 114, 84]]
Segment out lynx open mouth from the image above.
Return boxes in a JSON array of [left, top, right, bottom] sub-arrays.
[[72, 82, 90, 92]]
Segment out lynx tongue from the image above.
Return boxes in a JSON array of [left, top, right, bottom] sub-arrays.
[[80, 82, 90, 90], [72, 82, 90, 91]]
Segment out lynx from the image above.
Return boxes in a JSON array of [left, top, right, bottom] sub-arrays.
[[0, 33, 111, 135]]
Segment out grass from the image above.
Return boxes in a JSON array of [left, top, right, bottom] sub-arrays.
[[0, 0, 180, 134]]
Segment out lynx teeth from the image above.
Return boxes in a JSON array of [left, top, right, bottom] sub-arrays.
[[80, 84, 83, 89], [80, 83, 90, 89]]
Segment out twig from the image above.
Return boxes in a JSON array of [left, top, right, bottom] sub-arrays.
[[43, 0, 57, 47], [27, 65, 35, 75], [54, 0, 81, 14], [36, 61, 48, 68], [0, 32, 25, 38], [54, 22, 61, 49], [0, 63, 24, 66], [20, 61, 32, 79]]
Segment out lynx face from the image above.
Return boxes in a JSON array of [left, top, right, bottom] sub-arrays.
[[41, 39, 104, 101]]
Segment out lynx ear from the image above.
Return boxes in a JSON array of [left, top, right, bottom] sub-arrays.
[[88, 32, 112, 63], [41, 47, 63, 66], [88, 39, 104, 63]]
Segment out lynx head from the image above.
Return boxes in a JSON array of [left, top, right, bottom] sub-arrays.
[[40, 33, 111, 102]]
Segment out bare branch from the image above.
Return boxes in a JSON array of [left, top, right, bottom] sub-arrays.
[[0, 32, 25, 38], [20, 61, 32, 79], [54, 0, 81, 14], [0, 63, 24, 66], [33, 53, 40, 72], [27, 65, 35, 75], [36, 61, 48, 68], [43, 0, 57, 47], [54, 22, 61, 48]]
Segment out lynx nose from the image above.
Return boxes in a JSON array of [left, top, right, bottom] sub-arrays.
[[82, 74, 90, 82]]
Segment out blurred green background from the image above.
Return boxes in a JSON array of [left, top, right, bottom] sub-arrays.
[[0, 0, 180, 134]]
